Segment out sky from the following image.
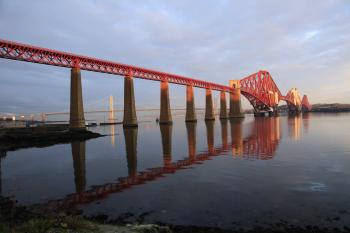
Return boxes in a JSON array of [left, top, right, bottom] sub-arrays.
[[0, 0, 349, 113]]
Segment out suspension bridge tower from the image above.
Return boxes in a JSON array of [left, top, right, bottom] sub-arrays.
[[109, 95, 115, 123]]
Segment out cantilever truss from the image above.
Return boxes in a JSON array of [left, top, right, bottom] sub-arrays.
[[301, 95, 312, 111], [240, 70, 282, 112]]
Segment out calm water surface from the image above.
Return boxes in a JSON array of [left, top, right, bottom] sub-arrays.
[[1, 113, 350, 228]]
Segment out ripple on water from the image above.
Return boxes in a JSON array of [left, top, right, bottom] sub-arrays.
[[289, 182, 328, 192]]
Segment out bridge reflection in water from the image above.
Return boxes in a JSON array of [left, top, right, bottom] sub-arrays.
[[34, 116, 298, 212], [0, 115, 306, 213], [71, 141, 86, 193], [124, 127, 138, 177]]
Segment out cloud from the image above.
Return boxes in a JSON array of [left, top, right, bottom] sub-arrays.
[[0, 0, 349, 113]]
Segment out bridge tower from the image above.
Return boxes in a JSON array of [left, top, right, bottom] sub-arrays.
[[301, 95, 312, 112], [286, 88, 302, 114], [229, 80, 244, 118], [109, 95, 115, 123]]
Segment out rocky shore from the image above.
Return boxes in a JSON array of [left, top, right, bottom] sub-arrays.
[[1, 196, 349, 233], [0, 125, 103, 152]]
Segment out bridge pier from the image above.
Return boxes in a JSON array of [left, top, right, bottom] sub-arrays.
[[186, 85, 197, 122], [269, 108, 279, 117], [229, 80, 244, 118], [205, 89, 215, 120], [220, 91, 228, 119], [254, 112, 266, 117], [70, 68, 86, 129], [159, 80, 172, 124], [123, 75, 138, 127]]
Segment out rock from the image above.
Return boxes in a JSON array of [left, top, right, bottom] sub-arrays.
[[98, 224, 172, 233]]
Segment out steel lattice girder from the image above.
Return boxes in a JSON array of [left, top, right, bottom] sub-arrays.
[[0, 39, 232, 92], [282, 89, 302, 110], [240, 70, 282, 111], [0, 39, 310, 110], [301, 95, 311, 110]]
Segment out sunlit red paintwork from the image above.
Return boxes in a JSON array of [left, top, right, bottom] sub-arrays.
[[0, 39, 309, 111], [301, 95, 312, 111], [0, 39, 231, 91], [240, 70, 282, 112]]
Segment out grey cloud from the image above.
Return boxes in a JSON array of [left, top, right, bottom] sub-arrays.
[[0, 0, 349, 113]]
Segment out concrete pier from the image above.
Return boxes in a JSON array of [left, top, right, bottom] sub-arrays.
[[205, 89, 215, 120], [269, 109, 279, 117], [123, 75, 138, 127], [71, 141, 86, 193], [254, 112, 266, 117], [70, 68, 86, 129], [229, 80, 245, 118], [159, 80, 172, 124], [160, 124, 172, 167], [220, 91, 228, 119], [185, 85, 197, 122], [186, 122, 197, 160], [124, 127, 138, 177]]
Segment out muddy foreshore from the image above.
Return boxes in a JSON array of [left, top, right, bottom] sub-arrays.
[[0, 125, 103, 152], [1, 196, 350, 233]]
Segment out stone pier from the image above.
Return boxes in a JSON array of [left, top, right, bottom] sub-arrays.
[[123, 75, 138, 127], [70, 68, 86, 129], [185, 85, 197, 122], [159, 80, 172, 124], [205, 89, 215, 120], [220, 91, 228, 119], [229, 80, 244, 118]]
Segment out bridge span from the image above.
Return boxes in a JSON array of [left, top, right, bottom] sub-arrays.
[[0, 39, 311, 128]]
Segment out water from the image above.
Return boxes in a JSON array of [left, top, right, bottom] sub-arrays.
[[1, 112, 350, 229]]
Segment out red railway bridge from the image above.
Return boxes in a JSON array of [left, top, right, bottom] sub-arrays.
[[0, 39, 312, 128]]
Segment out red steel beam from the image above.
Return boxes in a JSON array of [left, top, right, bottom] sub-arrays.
[[0, 39, 233, 92]]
